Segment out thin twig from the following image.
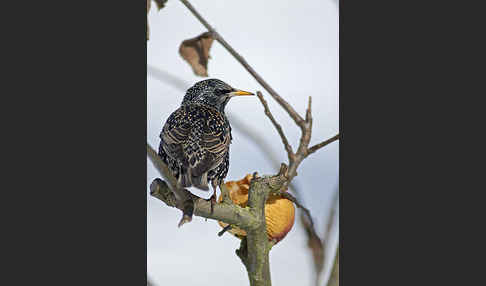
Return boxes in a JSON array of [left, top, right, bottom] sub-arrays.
[[300, 213, 324, 286], [326, 246, 339, 286], [218, 225, 232, 237], [307, 134, 340, 157], [324, 189, 339, 247], [147, 144, 179, 196], [256, 91, 294, 163], [277, 191, 315, 229]]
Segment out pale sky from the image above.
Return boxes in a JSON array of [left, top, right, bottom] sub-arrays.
[[147, 1, 339, 285]]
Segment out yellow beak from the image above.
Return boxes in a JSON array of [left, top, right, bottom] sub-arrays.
[[229, 90, 254, 97]]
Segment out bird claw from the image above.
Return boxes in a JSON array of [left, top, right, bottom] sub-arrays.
[[205, 193, 217, 214], [178, 214, 192, 227]]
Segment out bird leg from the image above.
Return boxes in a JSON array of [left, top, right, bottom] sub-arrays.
[[204, 180, 218, 214], [210, 191, 217, 214]]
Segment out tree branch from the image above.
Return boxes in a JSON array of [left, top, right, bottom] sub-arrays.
[[324, 190, 339, 248], [148, 144, 257, 228], [300, 213, 324, 286], [147, 144, 179, 196], [150, 178, 256, 228], [242, 168, 288, 286], [254, 92, 338, 189], [307, 134, 340, 157], [277, 191, 315, 228], [149, 150, 289, 286]]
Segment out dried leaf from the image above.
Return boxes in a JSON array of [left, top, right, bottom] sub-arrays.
[[154, 0, 168, 10], [179, 32, 215, 77]]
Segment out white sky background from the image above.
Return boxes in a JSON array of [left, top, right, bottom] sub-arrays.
[[147, 1, 339, 285]]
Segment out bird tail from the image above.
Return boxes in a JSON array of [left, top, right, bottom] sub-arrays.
[[178, 168, 210, 191], [191, 172, 209, 191]]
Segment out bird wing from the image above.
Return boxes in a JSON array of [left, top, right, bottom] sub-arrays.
[[160, 105, 231, 189]]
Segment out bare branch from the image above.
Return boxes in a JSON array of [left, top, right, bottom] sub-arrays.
[[305, 96, 313, 124], [148, 144, 198, 226], [300, 214, 324, 286], [234, 97, 327, 283], [147, 144, 179, 195], [307, 134, 340, 157], [256, 91, 294, 163], [324, 189, 339, 246], [235, 103, 328, 286], [150, 177, 256, 228], [243, 168, 289, 286], [277, 191, 314, 227], [150, 160, 288, 286]]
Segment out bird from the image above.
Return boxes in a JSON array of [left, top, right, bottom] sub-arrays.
[[158, 79, 254, 210]]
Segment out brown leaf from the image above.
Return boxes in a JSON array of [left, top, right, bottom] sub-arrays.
[[154, 0, 168, 10], [179, 32, 215, 77]]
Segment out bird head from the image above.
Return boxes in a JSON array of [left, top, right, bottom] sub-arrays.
[[182, 79, 254, 112]]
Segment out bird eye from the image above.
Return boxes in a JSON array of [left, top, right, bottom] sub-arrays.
[[215, 88, 230, 96]]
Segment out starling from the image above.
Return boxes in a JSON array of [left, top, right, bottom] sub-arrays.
[[158, 79, 254, 207]]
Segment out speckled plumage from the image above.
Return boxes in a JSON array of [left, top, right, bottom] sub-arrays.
[[158, 79, 251, 195]]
